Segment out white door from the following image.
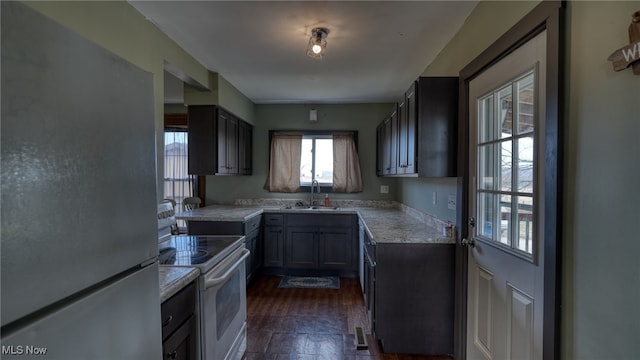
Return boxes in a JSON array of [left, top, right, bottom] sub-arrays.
[[466, 31, 546, 360]]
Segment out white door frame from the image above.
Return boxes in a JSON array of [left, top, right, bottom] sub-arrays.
[[454, 2, 564, 359]]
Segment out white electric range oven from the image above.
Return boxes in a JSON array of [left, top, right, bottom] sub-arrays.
[[158, 203, 248, 360]]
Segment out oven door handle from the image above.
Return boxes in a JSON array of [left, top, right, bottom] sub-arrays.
[[204, 248, 250, 289]]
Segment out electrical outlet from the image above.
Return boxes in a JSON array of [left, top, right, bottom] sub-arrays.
[[432, 192, 437, 205], [380, 185, 389, 194]]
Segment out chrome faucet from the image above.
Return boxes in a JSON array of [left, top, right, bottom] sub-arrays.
[[309, 179, 321, 206]]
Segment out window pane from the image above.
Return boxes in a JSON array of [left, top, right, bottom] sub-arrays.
[[474, 70, 536, 258], [477, 192, 496, 240], [478, 144, 495, 190], [164, 130, 190, 207], [500, 195, 512, 246], [500, 140, 513, 192], [499, 85, 513, 138], [478, 94, 494, 143], [300, 139, 313, 184], [516, 196, 534, 254], [517, 136, 534, 194], [517, 73, 535, 134], [300, 137, 333, 185], [315, 139, 333, 184]]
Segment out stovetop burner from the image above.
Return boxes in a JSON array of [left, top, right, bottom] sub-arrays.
[[158, 235, 244, 272]]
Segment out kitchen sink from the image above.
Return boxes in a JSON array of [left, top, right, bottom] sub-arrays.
[[305, 206, 341, 211], [280, 205, 341, 211]]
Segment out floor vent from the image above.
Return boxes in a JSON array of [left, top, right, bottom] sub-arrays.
[[354, 326, 368, 350]]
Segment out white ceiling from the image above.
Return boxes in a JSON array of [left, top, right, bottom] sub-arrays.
[[130, 1, 478, 104]]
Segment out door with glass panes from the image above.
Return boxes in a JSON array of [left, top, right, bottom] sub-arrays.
[[465, 31, 546, 360]]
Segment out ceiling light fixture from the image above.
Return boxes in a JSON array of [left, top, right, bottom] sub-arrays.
[[306, 27, 329, 59]]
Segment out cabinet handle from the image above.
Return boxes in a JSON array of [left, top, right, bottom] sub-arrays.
[[162, 315, 173, 327], [167, 350, 177, 359]]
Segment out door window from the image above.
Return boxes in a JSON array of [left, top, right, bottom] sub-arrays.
[[476, 71, 536, 256]]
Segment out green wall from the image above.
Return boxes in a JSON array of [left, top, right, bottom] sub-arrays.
[[563, 1, 639, 358], [204, 103, 397, 204]]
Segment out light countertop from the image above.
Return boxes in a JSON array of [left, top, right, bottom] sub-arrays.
[[158, 266, 199, 302], [176, 204, 455, 245]]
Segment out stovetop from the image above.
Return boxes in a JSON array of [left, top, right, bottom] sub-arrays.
[[158, 235, 245, 272]]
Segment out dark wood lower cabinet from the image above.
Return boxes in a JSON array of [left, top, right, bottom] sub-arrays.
[[285, 226, 318, 268], [318, 227, 353, 270], [161, 283, 197, 360], [263, 225, 284, 267], [373, 243, 455, 355], [162, 315, 197, 360], [283, 214, 357, 275]]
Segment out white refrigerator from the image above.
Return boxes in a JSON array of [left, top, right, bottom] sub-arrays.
[[1, 2, 162, 359]]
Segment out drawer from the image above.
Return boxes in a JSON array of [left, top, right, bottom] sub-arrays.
[[188, 220, 243, 235], [161, 282, 196, 341], [264, 214, 284, 226], [243, 215, 262, 234], [287, 213, 354, 227]]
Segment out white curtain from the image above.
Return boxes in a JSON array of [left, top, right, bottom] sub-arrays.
[[264, 134, 302, 192], [333, 134, 363, 193]]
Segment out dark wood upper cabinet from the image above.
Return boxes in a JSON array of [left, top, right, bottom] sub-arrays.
[[397, 81, 418, 175], [187, 105, 252, 176], [238, 120, 253, 175], [187, 105, 217, 176], [416, 77, 458, 178], [376, 77, 457, 178], [378, 106, 398, 176]]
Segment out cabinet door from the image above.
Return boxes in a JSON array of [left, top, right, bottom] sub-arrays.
[[217, 110, 239, 174], [405, 82, 417, 174], [285, 226, 317, 268], [238, 120, 252, 175], [162, 315, 197, 360], [381, 109, 398, 176], [417, 77, 458, 177], [397, 82, 418, 175], [318, 226, 353, 270], [376, 124, 384, 176], [397, 94, 408, 174], [187, 106, 217, 175], [263, 226, 284, 267]]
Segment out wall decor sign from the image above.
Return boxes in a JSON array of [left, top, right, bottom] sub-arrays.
[[608, 11, 640, 75]]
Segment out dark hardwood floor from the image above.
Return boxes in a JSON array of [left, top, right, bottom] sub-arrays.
[[244, 275, 453, 360]]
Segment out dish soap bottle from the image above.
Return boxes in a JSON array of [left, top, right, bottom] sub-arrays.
[[324, 193, 330, 207]]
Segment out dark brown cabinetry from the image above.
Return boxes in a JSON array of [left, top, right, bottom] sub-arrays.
[[373, 243, 455, 355], [217, 109, 238, 175], [263, 219, 285, 268], [284, 214, 357, 273], [397, 82, 417, 174], [161, 282, 197, 360], [187, 105, 253, 176], [377, 108, 398, 176], [238, 120, 252, 175], [376, 77, 457, 177]]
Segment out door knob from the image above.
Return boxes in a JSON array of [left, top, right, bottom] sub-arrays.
[[462, 238, 475, 248]]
